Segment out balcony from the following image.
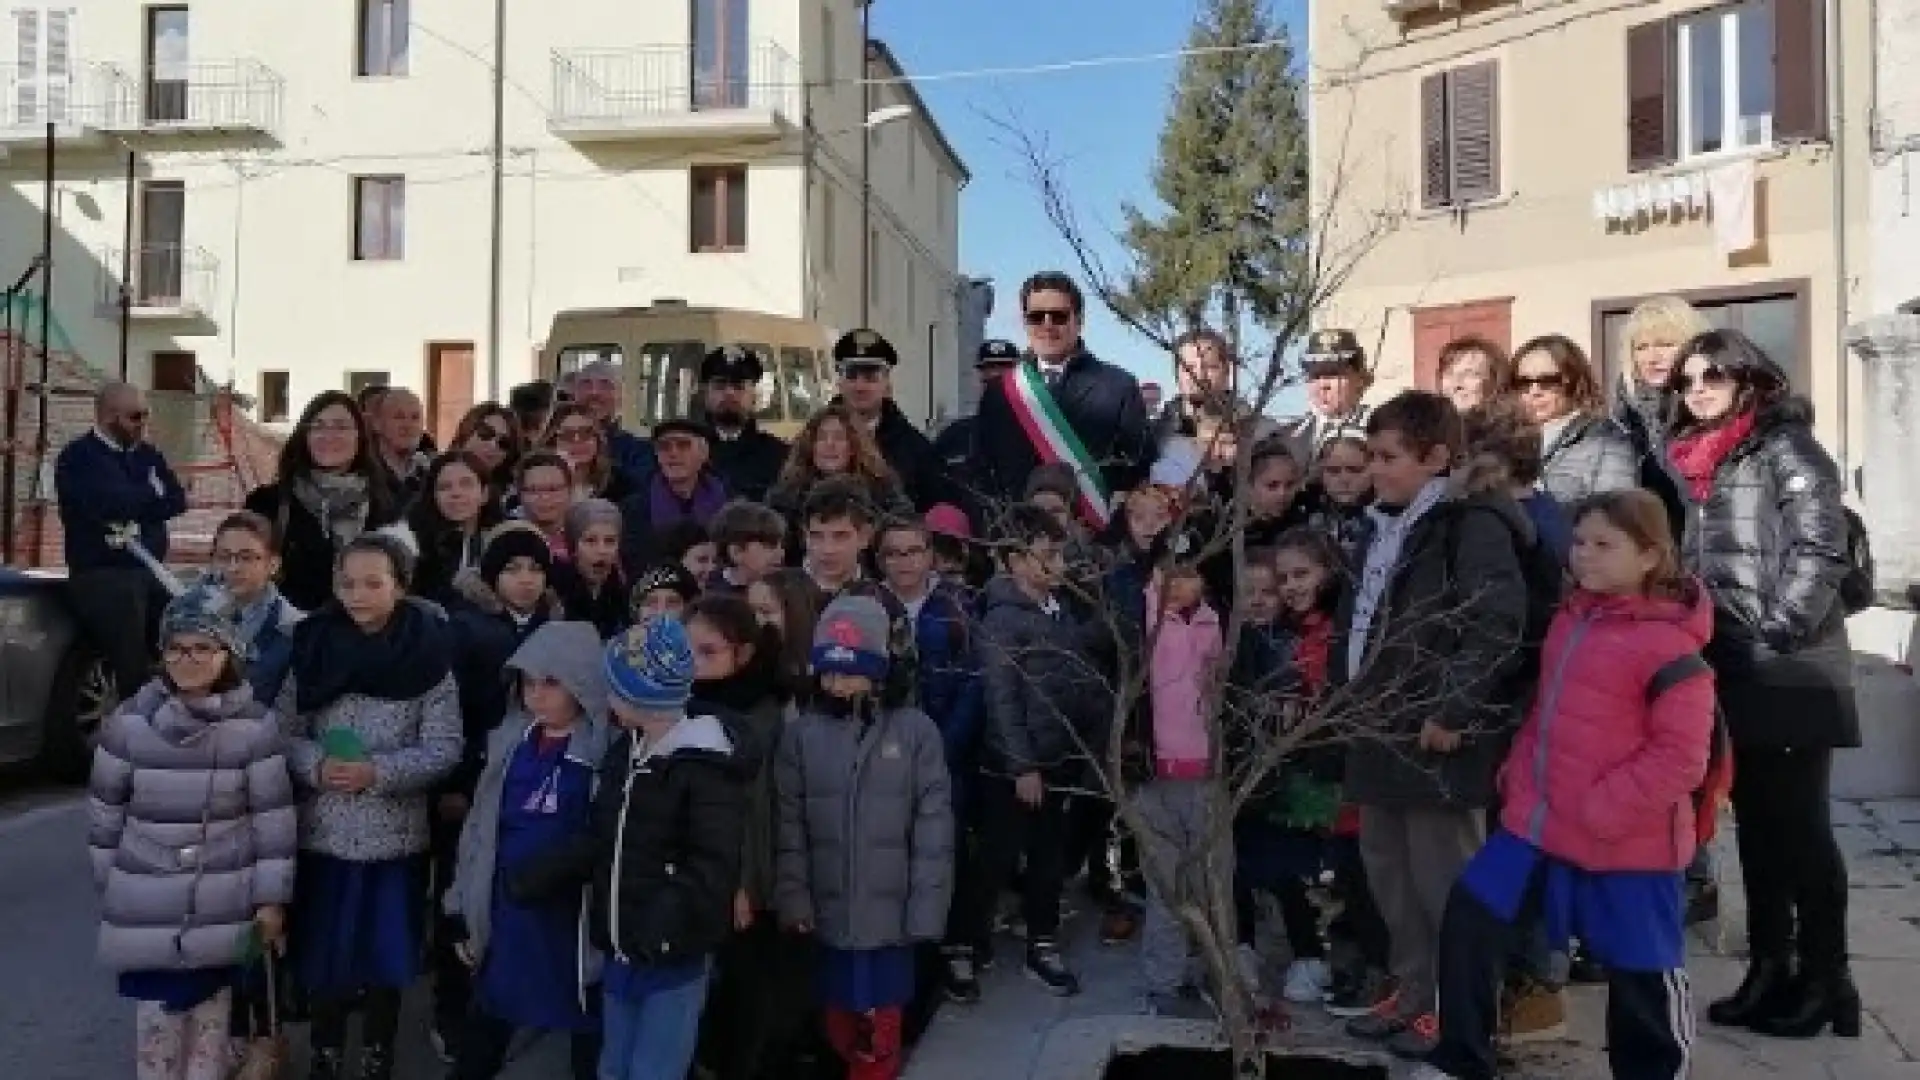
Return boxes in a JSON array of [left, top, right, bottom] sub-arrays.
[[1384, 0, 1460, 16], [549, 42, 801, 143], [98, 244, 219, 323], [98, 61, 283, 139], [0, 62, 121, 146]]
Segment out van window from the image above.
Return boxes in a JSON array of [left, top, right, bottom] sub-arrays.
[[781, 347, 825, 420], [635, 340, 704, 424], [557, 343, 622, 375]]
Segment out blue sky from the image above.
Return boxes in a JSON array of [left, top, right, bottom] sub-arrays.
[[880, 0, 1309, 396]]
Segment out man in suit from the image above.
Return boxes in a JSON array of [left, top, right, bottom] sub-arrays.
[[1281, 327, 1374, 462]]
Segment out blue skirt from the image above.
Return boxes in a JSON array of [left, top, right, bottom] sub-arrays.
[[118, 967, 235, 1013], [291, 852, 425, 995], [817, 945, 917, 1012]]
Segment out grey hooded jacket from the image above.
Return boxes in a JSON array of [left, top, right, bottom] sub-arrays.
[[775, 700, 953, 950], [1539, 412, 1639, 505], [445, 621, 612, 977], [89, 680, 297, 973]]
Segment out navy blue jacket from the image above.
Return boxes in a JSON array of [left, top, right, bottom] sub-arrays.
[[606, 426, 657, 491], [54, 432, 187, 572], [901, 583, 982, 812]]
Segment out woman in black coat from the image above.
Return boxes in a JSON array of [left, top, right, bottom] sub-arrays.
[[1665, 329, 1861, 1039]]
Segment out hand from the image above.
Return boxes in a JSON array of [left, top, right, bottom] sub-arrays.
[[438, 793, 470, 823], [253, 905, 285, 947], [1014, 771, 1045, 808], [454, 940, 479, 969], [321, 759, 376, 793], [1418, 721, 1462, 754], [785, 917, 813, 935], [733, 890, 755, 931]]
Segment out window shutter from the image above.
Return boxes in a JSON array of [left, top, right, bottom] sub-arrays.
[[1448, 61, 1499, 204], [1773, 0, 1828, 142], [43, 8, 67, 124], [14, 8, 39, 127], [1625, 19, 1675, 172], [1420, 72, 1449, 209]]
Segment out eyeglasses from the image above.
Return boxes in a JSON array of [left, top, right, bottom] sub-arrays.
[[163, 643, 226, 663], [310, 420, 358, 435], [212, 550, 265, 566], [555, 426, 598, 443], [1512, 373, 1566, 392], [1023, 309, 1074, 327], [1673, 365, 1733, 394], [473, 424, 511, 447]]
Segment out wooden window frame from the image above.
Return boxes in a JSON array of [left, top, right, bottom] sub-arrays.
[[689, 164, 748, 252], [1588, 276, 1812, 391], [356, 0, 409, 78], [258, 369, 290, 423], [691, 0, 749, 109], [345, 370, 390, 398], [352, 175, 405, 261], [1419, 59, 1501, 210]]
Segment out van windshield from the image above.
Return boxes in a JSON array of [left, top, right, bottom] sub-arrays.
[[633, 341, 703, 424]]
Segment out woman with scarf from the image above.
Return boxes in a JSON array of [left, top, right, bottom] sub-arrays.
[[409, 451, 507, 605], [244, 392, 404, 612], [277, 534, 462, 1080], [618, 417, 730, 576], [1665, 329, 1862, 1040], [766, 405, 914, 558]]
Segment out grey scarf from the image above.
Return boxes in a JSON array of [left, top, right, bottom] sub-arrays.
[[291, 472, 371, 547]]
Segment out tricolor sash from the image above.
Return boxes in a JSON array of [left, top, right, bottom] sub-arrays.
[[1003, 361, 1113, 528]]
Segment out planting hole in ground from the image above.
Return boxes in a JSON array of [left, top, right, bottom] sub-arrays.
[[1101, 1046, 1389, 1080]]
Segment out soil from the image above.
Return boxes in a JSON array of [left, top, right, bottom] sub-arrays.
[[1101, 1046, 1389, 1080]]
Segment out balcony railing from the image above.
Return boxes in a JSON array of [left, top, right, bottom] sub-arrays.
[[100, 60, 284, 136], [99, 243, 219, 320], [550, 41, 801, 138], [0, 61, 121, 138]]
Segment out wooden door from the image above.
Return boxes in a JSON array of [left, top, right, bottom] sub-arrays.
[[1410, 297, 1514, 389], [424, 342, 475, 446]]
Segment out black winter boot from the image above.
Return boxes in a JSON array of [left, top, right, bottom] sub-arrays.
[[1706, 954, 1797, 1028], [1751, 966, 1862, 1039]]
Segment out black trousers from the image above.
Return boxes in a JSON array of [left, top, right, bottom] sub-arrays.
[[452, 1008, 599, 1080], [695, 920, 820, 1080], [429, 815, 471, 1036], [1426, 882, 1691, 1080], [66, 566, 165, 695], [1236, 875, 1325, 959], [1326, 835, 1389, 969], [1063, 794, 1138, 907], [312, 986, 403, 1053], [1730, 745, 1849, 968], [954, 774, 1071, 948]]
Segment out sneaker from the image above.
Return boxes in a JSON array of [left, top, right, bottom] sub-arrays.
[[1025, 938, 1082, 996], [1342, 990, 1405, 1040], [1385, 1013, 1439, 1059], [1566, 943, 1606, 984], [1499, 979, 1569, 1045], [1326, 970, 1395, 1018], [941, 946, 982, 1005], [1100, 906, 1140, 945], [1282, 957, 1333, 1005]]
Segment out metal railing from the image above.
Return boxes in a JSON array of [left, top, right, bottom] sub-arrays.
[[100, 60, 284, 134], [0, 62, 122, 132], [97, 243, 219, 315], [550, 41, 801, 128]]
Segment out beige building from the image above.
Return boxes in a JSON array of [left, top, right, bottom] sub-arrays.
[[0, 0, 966, 439], [1308, 0, 1869, 465]]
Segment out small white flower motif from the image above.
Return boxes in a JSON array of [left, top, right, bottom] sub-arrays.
[[1785, 475, 1811, 494]]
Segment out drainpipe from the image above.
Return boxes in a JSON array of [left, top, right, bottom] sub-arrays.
[[1828, 0, 1851, 482], [484, 0, 507, 401]]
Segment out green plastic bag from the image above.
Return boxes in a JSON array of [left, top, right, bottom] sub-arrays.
[[1274, 772, 1341, 831], [319, 728, 368, 763]]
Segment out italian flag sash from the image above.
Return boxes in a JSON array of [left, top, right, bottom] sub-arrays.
[[1004, 360, 1113, 528]]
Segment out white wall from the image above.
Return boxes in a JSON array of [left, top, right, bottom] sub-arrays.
[[0, 0, 962, 429], [1869, 0, 1920, 314]]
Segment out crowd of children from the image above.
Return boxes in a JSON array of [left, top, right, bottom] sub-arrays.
[[83, 364, 1745, 1080]]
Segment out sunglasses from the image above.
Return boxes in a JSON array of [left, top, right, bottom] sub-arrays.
[[123, 409, 150, 422], [555, 425, 599, 443], [1023, 308, 1074, 327], [1673, 365, 1733, 394], [840, 366, 888, 382], [472, 424, 511, 447], [1511, 373, 1566, 392]]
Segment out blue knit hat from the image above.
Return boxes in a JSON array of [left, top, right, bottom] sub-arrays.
[[604, 615, 695, 712], [160, 576, 247, 659], [811, 594, 891, 681]]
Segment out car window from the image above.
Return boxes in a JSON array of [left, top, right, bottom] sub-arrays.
[[782, 347, 824, 420], [556, 343, 622, 375], [635, 340, 703, 424]]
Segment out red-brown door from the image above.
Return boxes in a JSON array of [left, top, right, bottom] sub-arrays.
[[425, 342, 475, 447], [1410, 298, 1514, 389]]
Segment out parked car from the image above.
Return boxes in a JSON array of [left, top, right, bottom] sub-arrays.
[[0, 568, 118, 782]]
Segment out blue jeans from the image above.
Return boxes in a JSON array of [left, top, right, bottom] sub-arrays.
[[599, 966, 712, 1080]]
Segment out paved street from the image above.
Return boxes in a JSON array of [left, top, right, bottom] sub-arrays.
[[12, 784, 1920, 1078]]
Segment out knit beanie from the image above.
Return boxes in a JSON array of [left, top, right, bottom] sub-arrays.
[[811, 594, 891, 681], [632, 561, 700, 605], [160, 576, 247, 658], [604, 615, 696, 712], [479, 521, 554, 586]]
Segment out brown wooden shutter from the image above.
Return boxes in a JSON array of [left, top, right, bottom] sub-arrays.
[[1449, 61, 1499, 203], [1625, 19, 1675, 172], [1774, 0, 1828, 142], [1420, 72, 1450, 209]]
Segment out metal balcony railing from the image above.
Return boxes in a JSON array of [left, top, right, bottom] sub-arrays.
[[0, 61, 121, 133], [101, 60, 284, 135], [99, 243, 219, 317], [550, 41, 801, 129]]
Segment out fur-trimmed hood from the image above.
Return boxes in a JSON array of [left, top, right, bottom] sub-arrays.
[[451, 566, 567, 620]]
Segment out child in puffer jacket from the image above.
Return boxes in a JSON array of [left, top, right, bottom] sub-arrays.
[[444, 620, 611, 1080], [89, 579, 297, 1080], [1418, 489, 1716, 1080], [777, 594, 953, 1080]]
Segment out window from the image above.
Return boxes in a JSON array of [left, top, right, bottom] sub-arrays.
[[778, 346, 824, 420], [1592, 279, 1810, 394], [352, 176, 404, 260], [345, 370, 389, 398], [258, 370, 290, 422], [144, 7, 189, 124], [152, 350, 197, 392], [357, 0, 409, 77], [1627, 0, 1825, 171], [692, 0, 749, 108], [11, 8, 76, 126], [1419, 60, 1500, 210], [556, 344, 623, 376], [633, 340, 704, 423], [690, 165, 747, 251]]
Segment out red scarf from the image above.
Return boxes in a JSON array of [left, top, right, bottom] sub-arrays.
[[1290, 610, 1333, 697], [1668, 409, 1757, 501]]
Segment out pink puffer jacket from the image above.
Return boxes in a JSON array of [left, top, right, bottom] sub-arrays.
[[1497, 581, 1716, 873]]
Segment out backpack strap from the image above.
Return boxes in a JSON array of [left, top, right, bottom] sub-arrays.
[[1646, 652, 1712, 704]]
